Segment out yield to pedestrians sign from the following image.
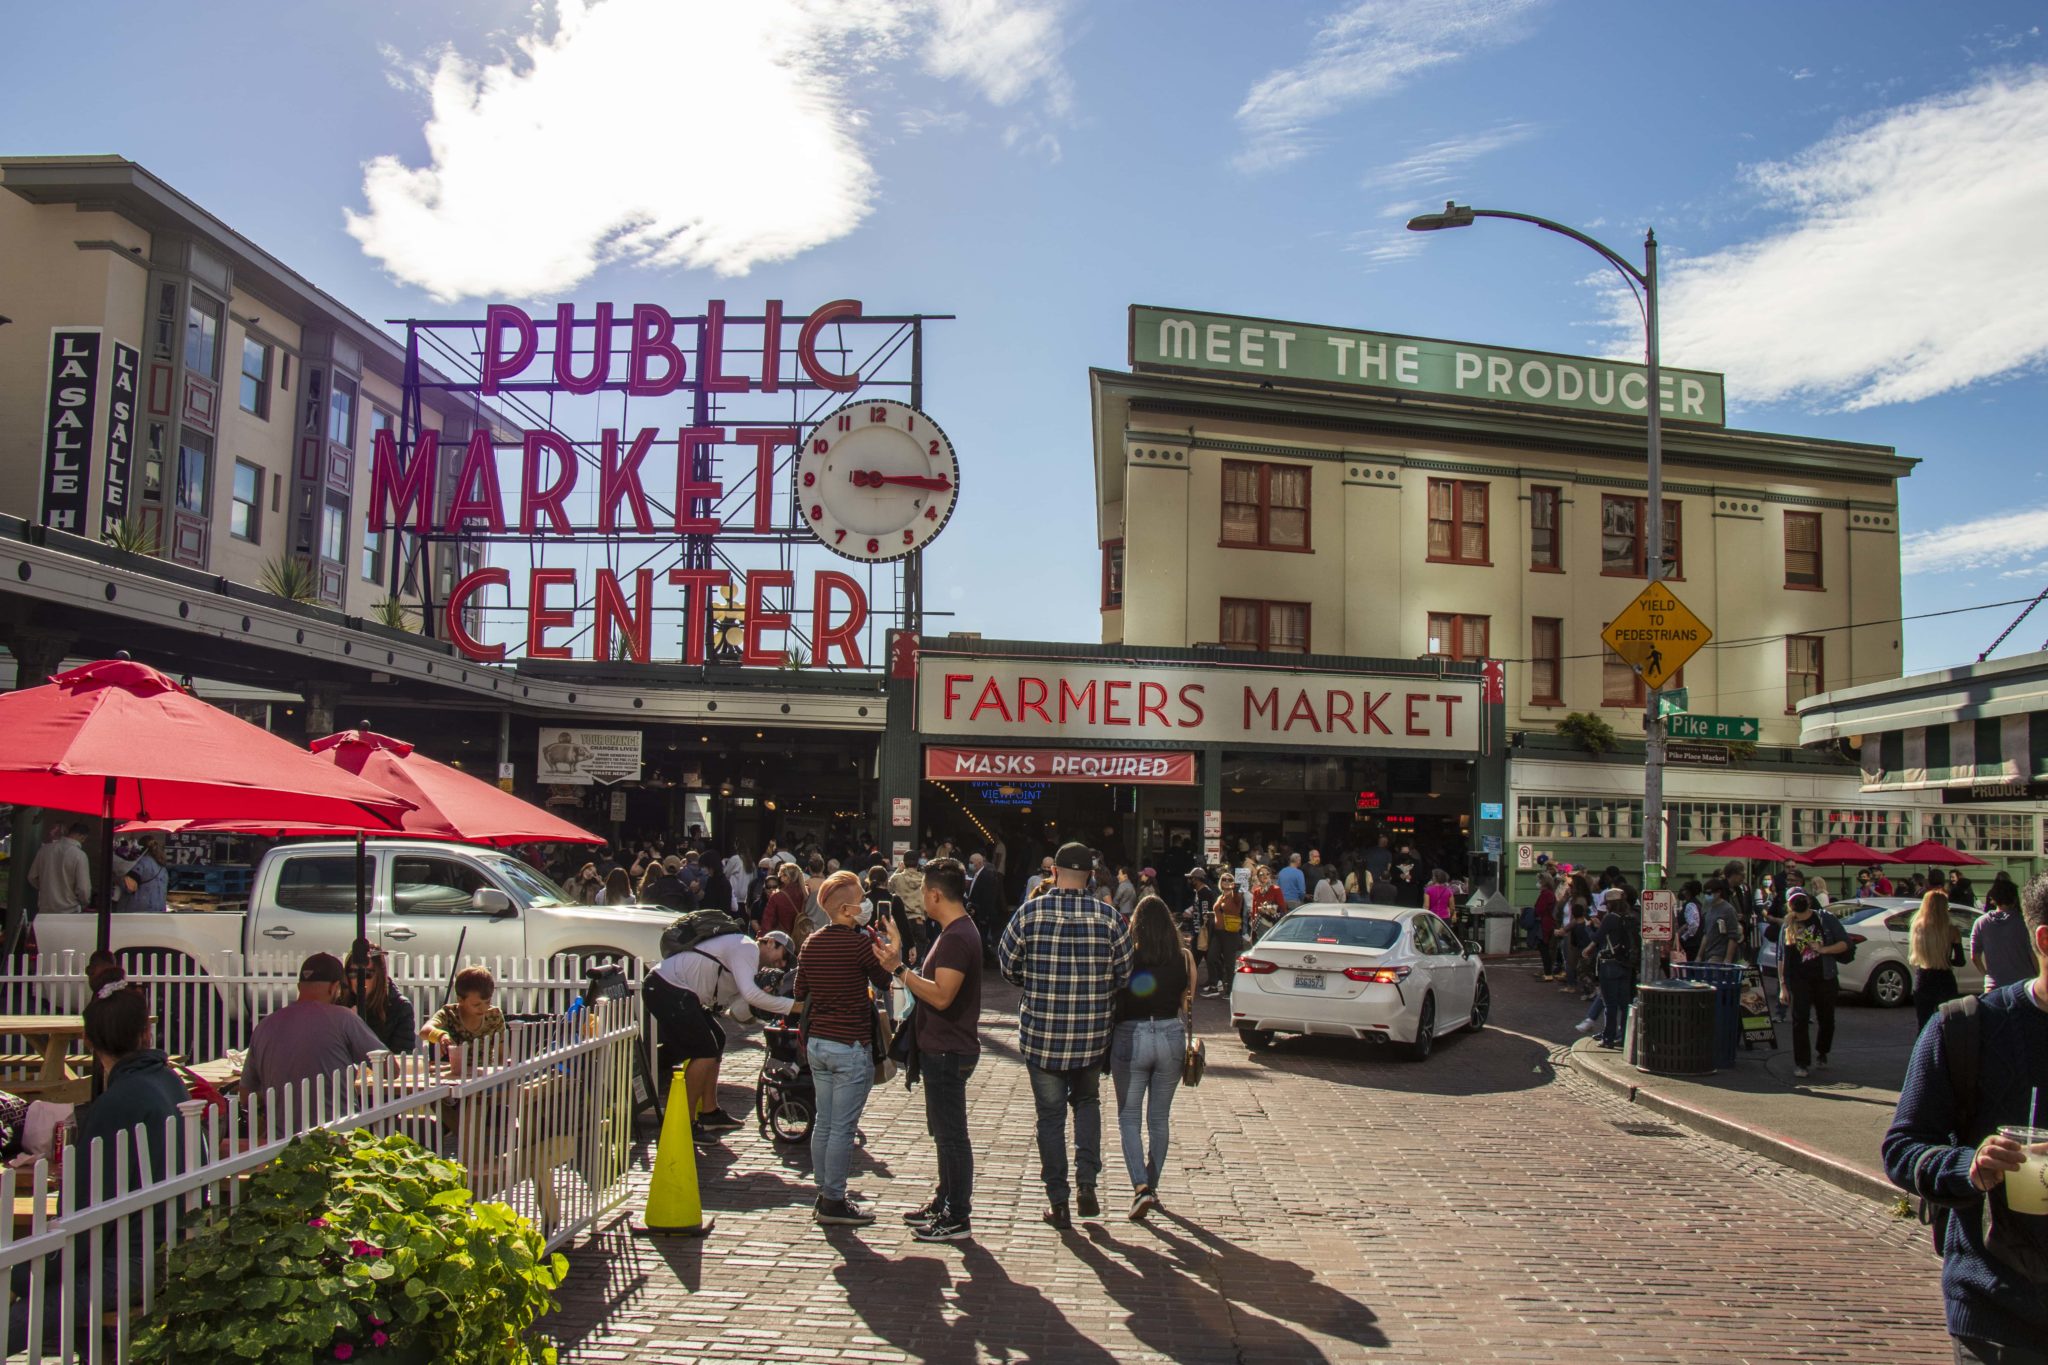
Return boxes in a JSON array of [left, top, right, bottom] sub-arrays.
[[1601, 581, 1710, 691], [1666, 714, 1758, 742]]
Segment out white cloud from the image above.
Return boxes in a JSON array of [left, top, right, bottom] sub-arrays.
[[1233, 0, 1543, 172], [1603, 67, 2048, 411], [349, 0, 1072, 301], [1901, 503, 2048, 576], [1360, 121, 1535, 191]]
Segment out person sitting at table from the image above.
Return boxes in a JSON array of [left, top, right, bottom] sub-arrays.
[[340, 946, 416, 1055], [240, 952, 385, 1107], [419, 967, 507, 1050]]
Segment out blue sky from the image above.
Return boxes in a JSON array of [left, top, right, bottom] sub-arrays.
[[6, 0, 2047, 674]]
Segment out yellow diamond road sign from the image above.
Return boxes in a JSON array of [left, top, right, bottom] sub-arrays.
[[1601, 580, 1711, 692]]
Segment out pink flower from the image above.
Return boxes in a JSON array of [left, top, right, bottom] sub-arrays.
[[348, 1240, 383, 1258], [371, 1331, 389, 1348], [366, 1315, 385, 1327], [307, 1217, 329, 1229], [334, 1346, 354, 1362]]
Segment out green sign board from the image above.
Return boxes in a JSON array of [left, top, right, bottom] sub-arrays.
[[1129, 304, 1726, 426], [1657, 688, 1690, 718], [1665, 713, 1759, 742]]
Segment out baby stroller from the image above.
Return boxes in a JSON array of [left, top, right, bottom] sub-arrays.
[[755, 1016, 815, 1144]]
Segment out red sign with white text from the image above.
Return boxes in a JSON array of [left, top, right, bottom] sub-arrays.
[[925, 747, 1198, 785]]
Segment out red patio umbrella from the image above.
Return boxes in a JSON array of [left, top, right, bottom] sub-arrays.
[[0, 660, 413, 950], [1693, 835, 1801, 862], [1887, 839, 1989, 867], [1795, 837, 1898, 866]]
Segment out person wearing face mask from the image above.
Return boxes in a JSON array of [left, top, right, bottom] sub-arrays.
[[1779, 888, 1852, 1079]]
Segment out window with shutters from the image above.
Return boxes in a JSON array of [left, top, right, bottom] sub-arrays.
[[1601, 495, 1682, 578], [1221, 599, 1310, 653], [1530, 485, 1561, 571], [1785, 512, 1822, 589], [1530, 617, 1563, 705], [1786, 635, 1824, 712], [1220, 460, 1310, 550], [1602, 624, 1642, 707], [1427, 479, 1490, 564], [1425, 612, 1489, 662]]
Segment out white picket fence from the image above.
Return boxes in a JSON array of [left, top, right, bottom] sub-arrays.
[[0, 963, 644, 1364]]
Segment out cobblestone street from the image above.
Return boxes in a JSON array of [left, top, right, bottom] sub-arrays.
[[548, 966, 1949, 1364]]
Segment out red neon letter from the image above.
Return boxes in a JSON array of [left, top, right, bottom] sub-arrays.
[[675, 428, 725, 534], [1137, 681, 1169, 727], [741, 569, 794, 667], [1177, 683, 1206, 727], [552, 302, 612, 394], [697, 300, 749, 394], [519, 431, 577, 535], [444, 428, 507, 534], [627, 304, 684, 396], [796, 299, 863, 392], [736, 427, 796, 532], [593, 568, 654, 663], [481, 305, 536, 393], [1405, 694, 1428, 736], [369, 426, 439, 534], [812, 570, 868, 667], [760, 299, 783, 393], [1438, 693, 1464, 736], [444, 567, 508, 662], [666, 568, 731, 665], [943, 673, 972, 719], [598, 427, 656, 534], [526, 568, 578, 661]]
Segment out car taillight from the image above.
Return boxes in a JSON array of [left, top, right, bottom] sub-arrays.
[[1343, 964, 1411, 984], [1847, 933, 1867, 945], [1237, 957, 1278, 974]]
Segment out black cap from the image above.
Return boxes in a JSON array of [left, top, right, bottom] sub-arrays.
[[299, 952, 346, 984], [1053, 841, 1096, 872]]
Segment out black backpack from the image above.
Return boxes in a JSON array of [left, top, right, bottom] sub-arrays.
[[659, 908, 746, 959]]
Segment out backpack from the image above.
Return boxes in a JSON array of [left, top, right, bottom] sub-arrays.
[[1823, 909, 1856, 964], [659, 908, 746, 959]]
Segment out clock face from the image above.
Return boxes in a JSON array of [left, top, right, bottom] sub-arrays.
[[796, 399, 959, 563]]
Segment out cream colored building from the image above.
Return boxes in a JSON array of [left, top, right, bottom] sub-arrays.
[[0, 156, 492, 617], [1092, 305, 2044, 892]]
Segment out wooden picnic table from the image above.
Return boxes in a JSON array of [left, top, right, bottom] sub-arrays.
[[0, 1015, 88, 1096]]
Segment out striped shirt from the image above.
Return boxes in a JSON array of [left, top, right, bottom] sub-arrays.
[[793, 924, 889, 1045], [998, 888, 1132, 1071]]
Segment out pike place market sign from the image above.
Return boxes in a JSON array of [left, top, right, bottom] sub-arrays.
[[1130, 304, 1726, 426]]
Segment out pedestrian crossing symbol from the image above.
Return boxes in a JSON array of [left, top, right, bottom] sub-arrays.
[[1601, 580, 1710, 692]]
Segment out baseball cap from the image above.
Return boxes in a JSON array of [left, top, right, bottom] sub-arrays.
[[1785, 888, 1814, 910], [1603, 888, 1626, 903], [1141, 866, 1158, 880], [760, 930, 795, 957], [1053, 841, 1096, 872], [663, 854, 682, 871], [1188, 867, 1210, 882], [299, 952, 346, 985]]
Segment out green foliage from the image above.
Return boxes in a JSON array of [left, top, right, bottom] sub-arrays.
[[780, 647, 809, 671], [104, 516, 161, 556], [134, 1129, 565, 1365], [261, 554, 321, 605], [373, 597, 415, 632], [1556, 711, 1619, 755]]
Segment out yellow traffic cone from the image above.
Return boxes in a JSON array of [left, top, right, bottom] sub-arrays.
[[634, 1068, 714, 1237]]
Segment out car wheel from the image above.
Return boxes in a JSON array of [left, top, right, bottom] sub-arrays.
[[1469, 978, 1490, 1032], [1406, 995, 1436, 1061], [1865, 961, 1910, 1008], [1238, 1027, 1274, 1052]]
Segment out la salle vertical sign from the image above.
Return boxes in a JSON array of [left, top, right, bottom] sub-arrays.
[[40, 329, 102, 533], [100, 342, 139, 537]]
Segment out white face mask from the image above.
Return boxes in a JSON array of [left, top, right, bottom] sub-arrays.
[[856, 900, 874, 926]]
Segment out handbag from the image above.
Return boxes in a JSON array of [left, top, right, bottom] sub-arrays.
[[1181, 1006, 1205, 1087], [870, 998, 898, 1084]]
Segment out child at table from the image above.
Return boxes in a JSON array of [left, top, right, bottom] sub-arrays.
[[420, 967, 506, 1051]]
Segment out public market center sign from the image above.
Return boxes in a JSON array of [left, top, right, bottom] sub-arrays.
[[1130, 304, 1726, 426]]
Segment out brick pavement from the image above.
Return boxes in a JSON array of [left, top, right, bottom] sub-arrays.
[[545, 967, 1951, 1364]]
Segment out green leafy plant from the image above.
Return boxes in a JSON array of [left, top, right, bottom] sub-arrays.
[[1556, 711, 1618, 755], [134, 1129, 565, 1365], [261, 554, 321, 605], [373, 597, 414, 631], [103, 516, 160, 556], [780, 647, 809, 671]]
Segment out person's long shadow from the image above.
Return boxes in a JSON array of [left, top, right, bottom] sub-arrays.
[[1147, 1208, 1389, 1352], [1068, 1223, 1337, 1363], [833, 1239, 1120, 1365]]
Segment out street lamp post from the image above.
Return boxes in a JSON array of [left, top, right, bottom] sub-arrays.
[[1407, 203, 1666, 989]]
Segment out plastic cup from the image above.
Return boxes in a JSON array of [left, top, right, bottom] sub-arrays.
[[2001, 1126, 2048, 1215]]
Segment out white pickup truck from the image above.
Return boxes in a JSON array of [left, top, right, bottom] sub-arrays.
[[35, 839, 675, 974]]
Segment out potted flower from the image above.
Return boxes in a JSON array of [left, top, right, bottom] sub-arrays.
[[134, 1129, 566, 1364]]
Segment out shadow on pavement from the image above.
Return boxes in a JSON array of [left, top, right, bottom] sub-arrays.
[[1141, 1210, 1388, 1354], [1229, 1021, 1551, 1097], [833, 1240, 1121, 1365]]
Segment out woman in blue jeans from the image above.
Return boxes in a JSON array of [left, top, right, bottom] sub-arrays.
[[1110, 895, 1195, 1221], [792, 871, 893, 1226]]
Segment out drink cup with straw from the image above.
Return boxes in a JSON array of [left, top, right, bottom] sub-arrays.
[[2001, 1086, 2048, 1215]]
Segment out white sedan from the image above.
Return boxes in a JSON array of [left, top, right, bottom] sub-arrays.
[[1229, 905, 1489, 1061]]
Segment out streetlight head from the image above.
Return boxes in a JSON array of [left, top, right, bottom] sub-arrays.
[[1406, 201, 1475, 232]]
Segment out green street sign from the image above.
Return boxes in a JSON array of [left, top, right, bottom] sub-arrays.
[[1657, 688, 1690, 718], [1666, 713, 1759, 742], [1129, 304, 1727, 426]]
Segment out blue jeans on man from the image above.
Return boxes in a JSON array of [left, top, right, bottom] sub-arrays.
[[806, 1037, 874, 1204], [1109, 1018, 1184, 1191], [921, 1051, 977, 1219], [1597, 959, 1633, 1047], [1026, 1061, 1101, 1205]]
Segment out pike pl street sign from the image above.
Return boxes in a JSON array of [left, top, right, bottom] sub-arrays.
[[1666, 713, 1759, 742], [1600, 580, 1711, 691]]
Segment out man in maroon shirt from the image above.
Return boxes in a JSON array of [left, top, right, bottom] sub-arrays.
[[793, 871, 892, 1227], [877, 857, 983, 1241]]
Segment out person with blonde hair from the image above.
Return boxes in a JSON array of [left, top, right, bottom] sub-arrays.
[[1907, 889, 1964, 1031]]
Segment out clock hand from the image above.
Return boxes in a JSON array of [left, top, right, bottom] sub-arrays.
[[850, 470, 953, 491]]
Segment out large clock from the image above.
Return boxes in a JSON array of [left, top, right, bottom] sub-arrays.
[[796, 399, 959, 563]]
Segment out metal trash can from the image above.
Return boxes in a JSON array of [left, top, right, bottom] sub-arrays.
[[1674, 963, 1745, 1069], [1481, 910, 1513, 956], [1634, 980, 1716, 1076]]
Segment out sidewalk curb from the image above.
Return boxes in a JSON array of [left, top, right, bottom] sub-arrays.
[[1568, 1046, 1901, 1206]]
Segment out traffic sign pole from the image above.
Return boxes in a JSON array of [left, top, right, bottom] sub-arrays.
[[1640, 230, 1665, 997]]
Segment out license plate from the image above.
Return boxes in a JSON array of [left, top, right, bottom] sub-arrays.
[[1293, 972, 1326, 990]]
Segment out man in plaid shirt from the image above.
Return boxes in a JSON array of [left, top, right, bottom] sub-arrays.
[[999, 842, 1132, 1228]]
